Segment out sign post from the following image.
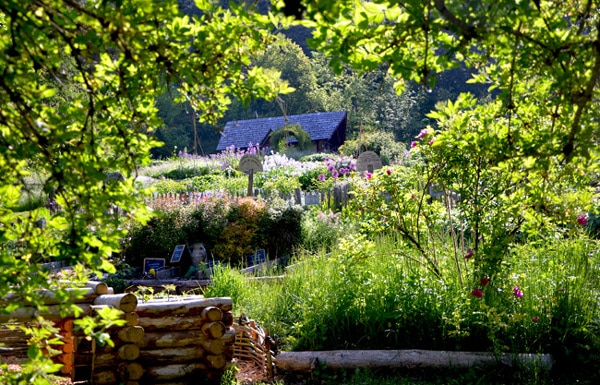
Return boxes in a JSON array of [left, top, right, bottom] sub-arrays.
[[238, 154, 263, 197]]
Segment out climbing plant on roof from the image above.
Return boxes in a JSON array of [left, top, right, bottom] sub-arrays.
[[269, 123, 312, 152]]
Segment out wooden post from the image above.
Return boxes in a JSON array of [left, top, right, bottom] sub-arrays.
[[247, 169, 254, 197]]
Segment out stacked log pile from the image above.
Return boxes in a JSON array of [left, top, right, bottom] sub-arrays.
[[0, 324, 29, 357], [0, 281, 142, 383], [73, 292, 143, 384], [135, 296, 236, 384]]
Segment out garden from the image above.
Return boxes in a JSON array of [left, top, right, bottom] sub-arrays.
[[108, 140, 600, 385], [2, 1, 600, 385]]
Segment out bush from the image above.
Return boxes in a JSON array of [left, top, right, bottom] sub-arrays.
[[301, 208, 348, 253], [339, 130, 406, 165], [122, 197, 305, 269], [121, 208, 191, 269]]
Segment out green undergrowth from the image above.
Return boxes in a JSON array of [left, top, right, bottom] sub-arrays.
[[205, 235, 600, 384]]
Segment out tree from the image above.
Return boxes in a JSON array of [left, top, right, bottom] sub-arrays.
[[0, 0, 290, 382], [275, 0, 599, 280], [280, 0, 600, 161], [225, 34, 320, 120]]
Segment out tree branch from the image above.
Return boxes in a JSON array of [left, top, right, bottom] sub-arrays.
[[433, 0, 480, 41]]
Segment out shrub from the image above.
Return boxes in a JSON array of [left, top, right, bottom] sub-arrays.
[[339, 130, 406, 165], [301, 208, 348, 253], [121, 208, 191, 269]]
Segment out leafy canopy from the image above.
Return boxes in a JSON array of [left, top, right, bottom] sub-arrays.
[[277, 0, 600, 162], [0, 0, 290, 382]]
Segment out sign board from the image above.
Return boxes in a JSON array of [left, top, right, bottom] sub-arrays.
[[170, 244, 186, 263], [238, 154, 263, 173], [143, 258, 165, 274], [238, 154, 263, 197], [356, 151, 383, 173], [249, 249, 266, 265]]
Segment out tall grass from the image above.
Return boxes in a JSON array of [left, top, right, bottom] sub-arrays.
[[205, 235, 599, 365]]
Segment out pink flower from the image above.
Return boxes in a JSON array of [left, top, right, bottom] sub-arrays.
[[318, 174, 326, 182], [471, 289, 483, 298], [386, 169, 392, 175], [416, 129, 429, 139], [513, 286, 523, 298], [366, 172, 372, 180], [428, 138, 435, 145], [464, 248, 473, 259], [480, 277, 490, 286], [577, 214, 587, 226], [532, 316, 539, 323], [410, 141, 418, 149]]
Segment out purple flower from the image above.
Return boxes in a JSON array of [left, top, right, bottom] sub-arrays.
[[328, 165, 335, 173], [416, 129, 429, 139], [349, 163, 356, 170], [410, 141, 418, 149], [513, 286, 523, 298], [480, 277, 490, 286], [532, 316, 539, 323], [471, 289, 483, 298], [318, 174, 326, 182], [577, 214, 587, 226], [339, 168, 348, 175], [331, 171, 339, 179], [386, 169, 392, 175], [464, 248, 473, 259]]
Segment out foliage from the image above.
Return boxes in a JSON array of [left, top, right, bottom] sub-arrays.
[[423, 94, 596, 280], [123, 196, 304, 268], [121, 206, 193, 268], [0, 0, 291, 381], [301, 208, 351, 253], [269, 123, 312, 153], [339, 130, 407, 165], [213, 234, 599, 379]]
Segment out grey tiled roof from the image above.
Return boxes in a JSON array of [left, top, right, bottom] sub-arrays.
[[216, 111, 348, 151]]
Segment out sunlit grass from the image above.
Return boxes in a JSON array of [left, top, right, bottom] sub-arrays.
[[204, 234, 599, 383]]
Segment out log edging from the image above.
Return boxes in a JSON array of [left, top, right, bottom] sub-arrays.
[[275, 349, 553, 372]]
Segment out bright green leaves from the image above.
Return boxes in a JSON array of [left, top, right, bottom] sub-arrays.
[[1, 1, 289, 382], [296, 0, 600, 159], [424, 91, 597, 281]]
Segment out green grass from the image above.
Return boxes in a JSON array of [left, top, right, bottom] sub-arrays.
[[205, 235, 600, 384]]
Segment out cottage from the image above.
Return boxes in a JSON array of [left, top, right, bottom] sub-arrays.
[[216, 111, 348, 153]]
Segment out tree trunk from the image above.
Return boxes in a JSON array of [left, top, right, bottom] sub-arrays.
[[117, 326, 145, 343], [0, 304, 94, 322], [275, 350, 553, 371], [140, 331, 209, 349], [0, 287, 98, 306]]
